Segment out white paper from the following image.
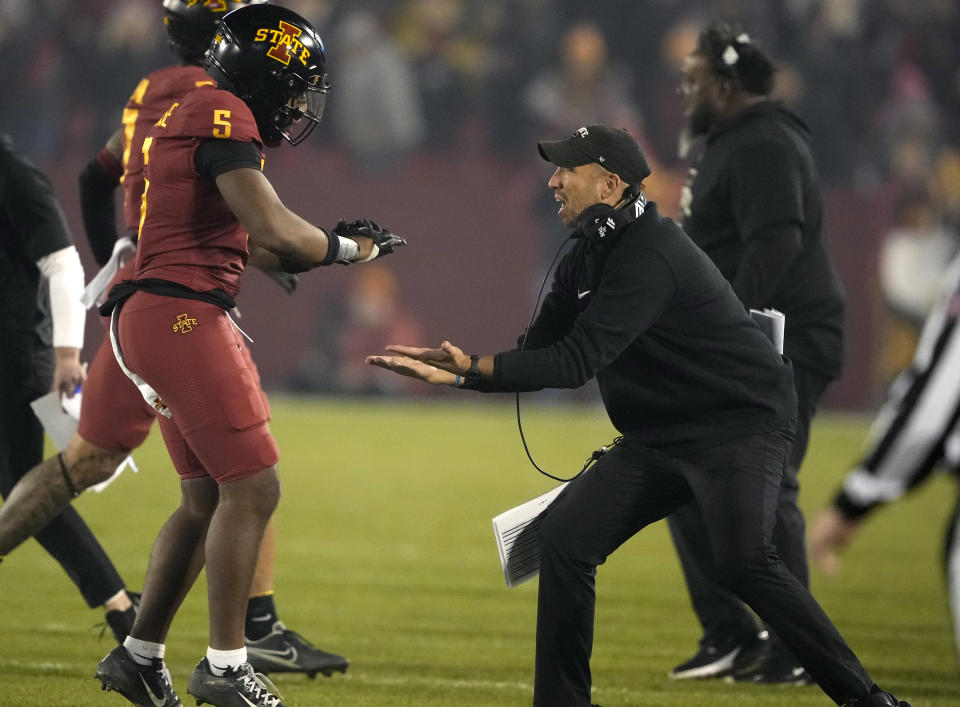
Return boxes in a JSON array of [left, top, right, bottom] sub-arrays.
[[29, 390, 136, 492], [60, 389, 82, 420], [492, 483, 567, 587], [749, 308, 786, 354], [30, 391, 80, 452]]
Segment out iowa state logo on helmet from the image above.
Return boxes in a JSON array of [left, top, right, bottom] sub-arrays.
[[254, 21, 311, 66]]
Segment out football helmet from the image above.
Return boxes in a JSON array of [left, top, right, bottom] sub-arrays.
[[204, 4, 330, 147], [162, 0, 265, 62]]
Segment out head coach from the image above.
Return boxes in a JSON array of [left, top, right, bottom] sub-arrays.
[[366, 125, 909, 707]]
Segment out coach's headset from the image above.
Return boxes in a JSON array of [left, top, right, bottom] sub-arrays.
[[573, 186, 646, 245]]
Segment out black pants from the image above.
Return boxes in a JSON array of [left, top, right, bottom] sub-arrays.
[[533, 432, 872, 706], [666, 364, 831, 655], [0, 349, 124, 608]]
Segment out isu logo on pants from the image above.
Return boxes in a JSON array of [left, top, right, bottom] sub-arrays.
[[172, 314, 198, 334]]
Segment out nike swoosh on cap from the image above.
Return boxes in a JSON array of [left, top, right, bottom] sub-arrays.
[[577, 290, 591, 299]]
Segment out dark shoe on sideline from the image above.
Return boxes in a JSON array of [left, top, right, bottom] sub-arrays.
[[844, 691, 911, 707], [727, 654, 814, 685], [668, 630, 769, 680], [246, 621, 349, 678], [105, 606, 137, 643], [187, 658, 283, 707], [95, 645, 182, 706], [98, 590, 140, 643], [127, 590, 141, 610]]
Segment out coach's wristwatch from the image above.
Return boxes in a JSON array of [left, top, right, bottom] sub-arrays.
[[466, 354, 481, 380]]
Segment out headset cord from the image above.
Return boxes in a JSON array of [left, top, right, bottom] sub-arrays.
[[514, 235, 623, 482]]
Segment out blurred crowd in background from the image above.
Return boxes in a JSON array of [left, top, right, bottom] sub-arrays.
[[1, 0, 959, 405]]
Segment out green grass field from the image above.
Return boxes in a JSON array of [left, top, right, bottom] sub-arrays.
[[1, 398, 958, 706]]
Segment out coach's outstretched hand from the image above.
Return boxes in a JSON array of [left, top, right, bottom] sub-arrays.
[[366, 341, 467, 385], [333, 218, 406, 263]]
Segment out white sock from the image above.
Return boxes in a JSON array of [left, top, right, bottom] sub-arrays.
[[123, 637, 165, 666], [206, 646, 247, 676]]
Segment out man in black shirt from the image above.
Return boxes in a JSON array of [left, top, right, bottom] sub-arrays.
[[0, 134, 136, 629], [667, 21, 847, 685], [366, 125, 907, 707]]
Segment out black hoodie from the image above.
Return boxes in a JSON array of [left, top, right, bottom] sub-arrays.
[[681, 101, 845, 379]]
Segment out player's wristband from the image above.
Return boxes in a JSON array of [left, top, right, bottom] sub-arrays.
[[318, 228, 342, 266], [450, 374, 464, 388]]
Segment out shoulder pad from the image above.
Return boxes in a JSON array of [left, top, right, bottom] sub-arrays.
[[155, 86, 262, 146]]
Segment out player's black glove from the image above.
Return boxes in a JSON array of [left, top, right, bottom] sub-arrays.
[[333, 218, 407, 262]]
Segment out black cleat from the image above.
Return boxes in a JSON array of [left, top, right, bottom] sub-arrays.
[[668, 630, 768, 680], [726, 659, 814, 685], [127, 591, 142, 610], [105, 607, 137, 643], [844, 691, 912, 707], [245, 621, 349, 679], [187, 658, 284, 707], [95, 645, 182, 706], [98, 590, 141, 643]]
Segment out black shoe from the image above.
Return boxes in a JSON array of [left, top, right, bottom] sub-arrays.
[[844, 691, 912, 707], [95, 645, 182, 706], [98, 590, 141, 643], [105, 607, 137, 643], [187, 658, 283, 707], [726, 657, 814, 685], [245, 621, 349, 678], [668, 630, 769, 680]]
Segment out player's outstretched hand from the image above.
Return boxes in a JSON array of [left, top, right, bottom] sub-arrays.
[[808, 505, 861, 576], [366, 354, 456, 385], [333, 218, 406, 262]]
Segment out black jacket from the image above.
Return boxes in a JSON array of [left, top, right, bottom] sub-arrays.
[[475, 201, 797, 452], [682, 101, 845, 379], [0, 135, 74, 361]]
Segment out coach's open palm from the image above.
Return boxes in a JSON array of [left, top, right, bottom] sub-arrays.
[[384, 341, 469, 373], [366, 353, 455, 386]]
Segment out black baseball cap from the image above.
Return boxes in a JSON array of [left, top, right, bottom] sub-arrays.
[[537, 124, 651, 184]]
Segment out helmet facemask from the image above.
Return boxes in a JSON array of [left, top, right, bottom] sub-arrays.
[[273, 72, 331, 146]]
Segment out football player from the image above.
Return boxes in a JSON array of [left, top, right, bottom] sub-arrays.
[[0, 0, 344, 685], [94, 4, 404, 706]]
